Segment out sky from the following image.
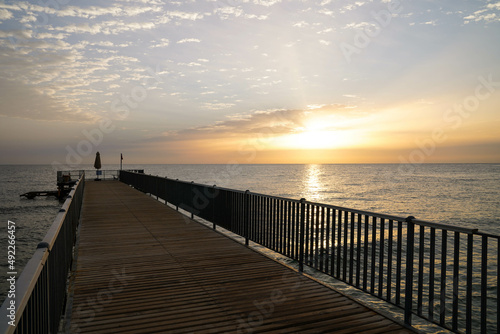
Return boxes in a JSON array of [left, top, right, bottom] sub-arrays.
[[0, 0, 499, 166]]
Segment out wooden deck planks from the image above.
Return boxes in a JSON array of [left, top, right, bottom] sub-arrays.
[[68, 181, 415, 333]]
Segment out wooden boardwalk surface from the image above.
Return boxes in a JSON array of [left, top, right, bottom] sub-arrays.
[[67, 181, 415, 333]]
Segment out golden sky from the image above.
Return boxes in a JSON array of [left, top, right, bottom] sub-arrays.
[[1, 0, 499, 165]]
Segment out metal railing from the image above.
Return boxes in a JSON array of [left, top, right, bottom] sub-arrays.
[[57, 169, 144, 183], [120, 170, 498, 334], [0, 173, 85, 334]]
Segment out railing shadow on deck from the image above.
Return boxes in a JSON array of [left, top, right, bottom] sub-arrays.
[[120, 170, 499, 334], [0, 174, 85, 334]]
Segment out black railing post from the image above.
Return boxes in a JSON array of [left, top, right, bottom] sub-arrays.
[[497, 237, 499, 334], [466, 233, 473, 333], [404, 216, 416, 326], [190, 181, 195, 216], [212, 185, 217, 230], [481, 235, 488, 334], [299, 198, 306, 273], [165, 176, 169, 205], [190, 182, 195, 219], [244, 190, 250, 246]]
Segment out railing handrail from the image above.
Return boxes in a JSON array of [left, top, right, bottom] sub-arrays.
[[39, 182, 79, 250], [57, 169, 144, 182], [0, 173, 85, 334], [123, 171, 485, 235], [275, 197, 478, 235]]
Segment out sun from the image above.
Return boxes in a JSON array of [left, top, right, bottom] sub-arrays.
[[275, 117, 360, 149], [279, 130, 351, 149]]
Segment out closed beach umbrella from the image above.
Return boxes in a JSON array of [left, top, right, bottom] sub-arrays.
[[94, 152, 102, 169], [94, 152, 102, 180]]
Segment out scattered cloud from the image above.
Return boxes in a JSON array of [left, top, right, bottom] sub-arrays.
[[202, 102, 236, 110], [164, 10, 205, 21], [343, 21, 373, 30], [293, 21, 309, 28], [253, 0, 282, 7], [0, 9, 13, 21], [50, 20, 157, 35], [0, 77, 97, 122], [464, 1, 500, 23], [214, 6, 244, 19], [177, 38, 201, 44], [0, 2, 162, 19], [150, 38, 169, 48], [0, 29, 33, 40]]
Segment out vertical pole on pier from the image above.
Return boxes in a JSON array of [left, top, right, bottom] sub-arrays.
[[244, 190, 250, 246], [404, 216, 416, 326], [299, 198, 306, 273]]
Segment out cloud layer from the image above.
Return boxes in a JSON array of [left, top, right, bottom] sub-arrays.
[[0, 0, 499, 163]]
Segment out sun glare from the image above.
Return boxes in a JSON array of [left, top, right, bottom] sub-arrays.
[[276, 118, 360, 149], [275, 129, 355, 149]]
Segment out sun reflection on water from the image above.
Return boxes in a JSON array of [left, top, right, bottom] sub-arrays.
[[304, 164, 323, 202]]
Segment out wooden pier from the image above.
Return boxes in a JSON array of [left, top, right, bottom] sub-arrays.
[[67, 181, 415, 333]]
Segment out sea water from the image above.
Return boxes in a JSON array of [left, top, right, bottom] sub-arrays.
[[144, 163, 500, 235], [0, 165, 63, 300]]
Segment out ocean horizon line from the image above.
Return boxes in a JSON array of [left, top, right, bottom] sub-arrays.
[[1, 162, 500, 166]]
